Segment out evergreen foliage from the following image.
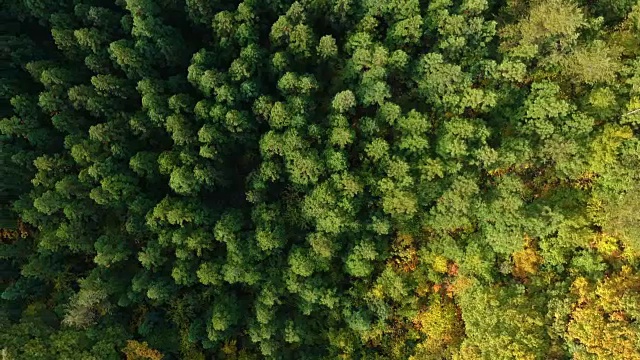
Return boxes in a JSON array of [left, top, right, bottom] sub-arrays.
[[3, 0, 640, 358]]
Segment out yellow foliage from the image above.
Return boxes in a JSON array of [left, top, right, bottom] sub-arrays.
[[415, 284, 430, 298], [588, 186, 640, 258], [628, 97, 640, 113], [570, 276, 591, 304], [411, 297, 464, 359], [511, 236, 542, 279], [568, 307, 640, 360], [592, 233, 619, 257], [586, 196, 603, 217], [487, 167, 510, 177], [512, 248, 541, 279], [122, 340, 163, 360], [432, 255, 449, 274], [370, 284, 384, 299], [360, 327, 384, 347], [567, 267, 640, 359], [595, 266, 640, 310], [452, 343, 483, 360], [621, 245, 640, 262], [395, 233, 414, 247], [221, 340, 238, 356], [588, 125, 633, 174], [589, 87, 616, 109]]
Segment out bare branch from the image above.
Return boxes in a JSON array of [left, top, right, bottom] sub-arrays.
[[623, 108, 640, 117]]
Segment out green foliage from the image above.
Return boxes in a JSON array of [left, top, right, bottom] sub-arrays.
[[3, 0, 640, 358]]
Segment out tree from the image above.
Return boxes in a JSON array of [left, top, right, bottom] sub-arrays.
[[565, 267, 640, 359], [3, 0, 640, 358]]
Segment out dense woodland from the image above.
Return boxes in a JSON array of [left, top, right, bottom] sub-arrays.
[[2, 0, 640, 358]]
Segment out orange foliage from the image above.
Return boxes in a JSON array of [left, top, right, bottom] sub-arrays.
[[447, 263, 459, 276], [1, 219, 30, 243], [432, 284, 442, 293], [445, 275, 474, 298], [0, 228, 17, 241]]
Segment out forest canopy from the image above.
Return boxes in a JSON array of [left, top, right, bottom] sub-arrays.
[[2, 0, 640, 359]]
